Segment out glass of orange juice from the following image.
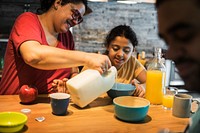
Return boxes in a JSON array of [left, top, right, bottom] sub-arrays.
[[162, 87, 178, 110]]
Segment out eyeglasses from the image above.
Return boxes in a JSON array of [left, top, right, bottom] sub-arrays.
[[70, 9, 83, 26]]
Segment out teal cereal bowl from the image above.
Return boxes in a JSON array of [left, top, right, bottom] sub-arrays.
[[107, 83, 136, 99], [113, 96, 150, 122], [0, 112, 27, 133]]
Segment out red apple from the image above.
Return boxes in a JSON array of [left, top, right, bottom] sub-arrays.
[[19, 85, 38, 104]]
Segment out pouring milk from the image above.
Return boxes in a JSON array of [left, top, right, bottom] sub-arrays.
[[66, 66, 117, 108]]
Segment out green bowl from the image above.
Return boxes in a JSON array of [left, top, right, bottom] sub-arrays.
[[113, 96, 150, 122], [0, 112, 27, 133]]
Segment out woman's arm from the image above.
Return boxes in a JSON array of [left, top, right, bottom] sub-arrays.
[[19, 41, 111, 74]]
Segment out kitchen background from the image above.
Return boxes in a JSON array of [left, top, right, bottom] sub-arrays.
[[0, 0, 165, 60], [73, 1, 166, 55], [0, 0, 185, 88]]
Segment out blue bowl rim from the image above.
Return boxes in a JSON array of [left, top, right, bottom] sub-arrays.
[[0, 112, 27, 127], [110, 83, 136, 91], [113, 96, 150, 108]]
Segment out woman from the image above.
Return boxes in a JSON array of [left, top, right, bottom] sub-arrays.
[[0, 0, 111, 94], [104, 25, 146, 97]]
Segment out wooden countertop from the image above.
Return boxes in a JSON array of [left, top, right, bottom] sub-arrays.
[[0, 94, 188, 133]]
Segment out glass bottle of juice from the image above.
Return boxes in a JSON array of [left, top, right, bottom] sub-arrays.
[[145, 48, 166, 104]]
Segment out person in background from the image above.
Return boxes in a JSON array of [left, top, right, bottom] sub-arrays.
[[0, 0, 111, 95], [156, 0, 200, 132], [103, 25, 146, 97]]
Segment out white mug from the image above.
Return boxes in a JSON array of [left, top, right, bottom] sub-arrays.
[[172, 94, 199, 118]]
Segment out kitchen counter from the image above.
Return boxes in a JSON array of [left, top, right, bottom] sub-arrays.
[[0, 94, 188, 133]]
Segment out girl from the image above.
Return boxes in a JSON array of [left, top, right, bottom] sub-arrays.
[[104, 25, 146, 97], [53, 25, 146, 97]]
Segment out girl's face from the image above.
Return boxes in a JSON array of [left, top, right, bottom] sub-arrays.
[[53, 2, 85, 33], [107, 36, 134, 69]]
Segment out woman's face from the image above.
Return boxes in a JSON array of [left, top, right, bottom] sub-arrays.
[[107, 36, 134, 69], [53, 2, 85, 33]]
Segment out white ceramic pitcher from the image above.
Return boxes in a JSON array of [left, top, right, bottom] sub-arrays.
[[66, 66, 117, 108]]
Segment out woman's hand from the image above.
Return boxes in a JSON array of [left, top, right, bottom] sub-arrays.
[[51, 78, 69, 93], [131, 80, 145, 98], [85, 53, 111, 74]]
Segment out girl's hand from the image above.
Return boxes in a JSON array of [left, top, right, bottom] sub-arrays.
[[131, 80, 145, 98]]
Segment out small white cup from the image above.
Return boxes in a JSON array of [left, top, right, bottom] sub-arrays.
[[172, 94, 199, 118]]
